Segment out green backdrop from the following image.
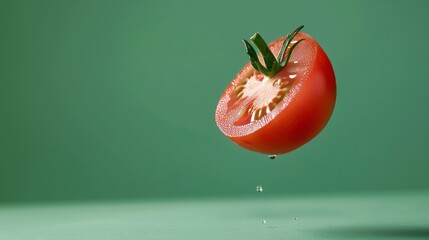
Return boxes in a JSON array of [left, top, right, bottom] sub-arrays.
[[1, 0, 428, 203]]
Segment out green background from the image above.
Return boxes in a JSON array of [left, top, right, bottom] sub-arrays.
[[1, 0, 428, 203]]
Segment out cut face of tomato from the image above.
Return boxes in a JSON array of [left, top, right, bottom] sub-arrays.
[[215, 32, 336, 155], [219, 35, 314, 135]]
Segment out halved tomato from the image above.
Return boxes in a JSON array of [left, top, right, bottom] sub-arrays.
[[215, 26, 336, 155]]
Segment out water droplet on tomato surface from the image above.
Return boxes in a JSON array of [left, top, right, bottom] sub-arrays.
[[268, 155, 277, 160], [256, 185, 263, 193]]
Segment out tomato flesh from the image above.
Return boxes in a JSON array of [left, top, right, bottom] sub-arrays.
[[215, 32, 336, 154]]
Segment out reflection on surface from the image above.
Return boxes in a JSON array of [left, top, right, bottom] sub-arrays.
[[315, 225, 429, 239]]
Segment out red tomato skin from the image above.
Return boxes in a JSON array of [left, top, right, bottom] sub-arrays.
[[229, 34, 336, 154]]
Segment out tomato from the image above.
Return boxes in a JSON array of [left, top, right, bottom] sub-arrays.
[[215, 26, 336, 155]]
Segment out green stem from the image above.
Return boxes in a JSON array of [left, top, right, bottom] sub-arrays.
[[277, 25, 304, 64], [250, 33, 279, 72], [243, 25, 305, 78], [242, 39, 268, 74]]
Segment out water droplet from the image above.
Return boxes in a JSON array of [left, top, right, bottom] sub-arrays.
[[295, 217, 298, 220], [289, 74, 297, 79], [261, 219, 266, 224], [256, 185, 263, 192], [268, 155, 277, 160]]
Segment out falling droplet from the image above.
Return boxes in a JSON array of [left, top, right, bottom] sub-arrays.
[[256, 185, 263, 193], [261, 219, 266, 224], [268, 155, 277, 160]]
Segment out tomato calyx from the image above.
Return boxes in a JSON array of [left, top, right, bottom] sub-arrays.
[[242, 25, 305, 78]]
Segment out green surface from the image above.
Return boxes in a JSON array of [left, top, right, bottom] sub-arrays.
[[1, 0, 429, 203], [1, 191, 429, 240]]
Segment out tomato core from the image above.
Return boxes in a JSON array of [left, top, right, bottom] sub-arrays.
[[229, 73, 292, 126]]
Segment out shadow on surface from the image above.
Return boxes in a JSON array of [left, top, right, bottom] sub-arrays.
[[315, 226, 429, 239]]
